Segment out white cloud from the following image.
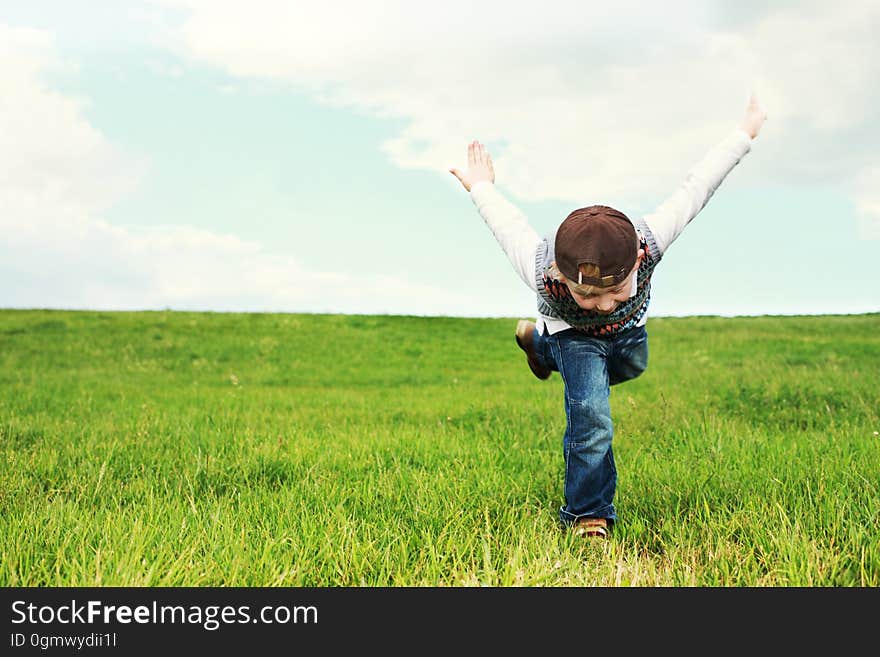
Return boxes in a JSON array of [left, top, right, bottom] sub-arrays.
[[0, 22, 471, 316], [153, 0, 879, 220], [2, 2, 877, 318], [0, 25, 137, 219]]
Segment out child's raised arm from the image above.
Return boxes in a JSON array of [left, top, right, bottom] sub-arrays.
[[641, 94, 765, 256], [452, 140, 540, 291]]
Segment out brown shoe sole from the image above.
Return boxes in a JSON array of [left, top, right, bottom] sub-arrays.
[[515, 320, 552, 380], [572, 518, 609, 539]]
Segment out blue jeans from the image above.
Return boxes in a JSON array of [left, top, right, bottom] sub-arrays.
[[531, 324, 649, 526]]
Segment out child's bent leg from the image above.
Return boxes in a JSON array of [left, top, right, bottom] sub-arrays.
[[608, 326, 649, 386], [529, 325, 558, 374], [548, 331, 617, 525]]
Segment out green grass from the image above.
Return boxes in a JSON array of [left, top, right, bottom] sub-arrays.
[[1, 309, 878, 586]]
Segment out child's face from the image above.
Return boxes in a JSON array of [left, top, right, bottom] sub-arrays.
[[560, 249, 644, 315]]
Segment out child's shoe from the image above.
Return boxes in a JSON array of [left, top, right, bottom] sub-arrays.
[[515, 320, 552, 380], [572, 517, 609, 539]]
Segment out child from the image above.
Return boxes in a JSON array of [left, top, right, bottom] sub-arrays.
[[450, 95, 767, 538]]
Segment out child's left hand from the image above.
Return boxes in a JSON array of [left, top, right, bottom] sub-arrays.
[[740, 93, 768, 139], [450, 140, 495, 192]]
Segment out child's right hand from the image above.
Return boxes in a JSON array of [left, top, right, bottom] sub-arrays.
[[450, 140, 495, 192]]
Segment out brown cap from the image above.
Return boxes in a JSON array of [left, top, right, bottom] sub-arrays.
[[554, 205, 638, 287]]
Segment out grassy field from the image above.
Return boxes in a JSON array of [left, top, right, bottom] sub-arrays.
[[1, 309, 878, 586]]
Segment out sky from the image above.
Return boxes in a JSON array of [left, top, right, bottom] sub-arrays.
[[1, 0, 878, 319]]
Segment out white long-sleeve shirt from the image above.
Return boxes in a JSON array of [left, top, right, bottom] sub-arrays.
[[469, 129, 753, 334]]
